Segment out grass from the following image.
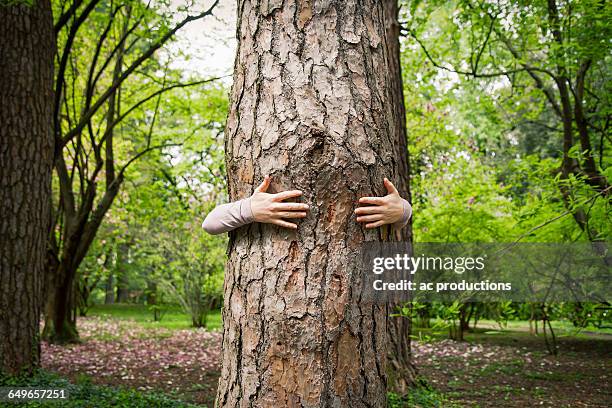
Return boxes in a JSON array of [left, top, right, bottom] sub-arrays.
[[471, 319, 612, 335], [87, 303, 222, 332], [412, 321, 611, 346]]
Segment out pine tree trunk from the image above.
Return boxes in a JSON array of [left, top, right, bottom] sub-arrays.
[[217, 1, 403, 406], [383, 0, 418, 393], [0, 0, 55, 375]]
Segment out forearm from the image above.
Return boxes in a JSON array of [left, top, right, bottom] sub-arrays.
[[202, 198, 254, 235]]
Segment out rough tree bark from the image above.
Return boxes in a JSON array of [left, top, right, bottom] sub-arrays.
[[0, 0, 55, 375], [383, 0, 418, 393], [217, 0, 405, 406]]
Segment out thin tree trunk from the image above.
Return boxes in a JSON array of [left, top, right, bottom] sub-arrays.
[[105, 246, 115, 304], [146, 280, 157, 305], [115, 243, 129, 303], [105, 274, 115, 304], [217, 1, 400, 406], [383, 0, 418, 394], [0, 0, 55, 374]]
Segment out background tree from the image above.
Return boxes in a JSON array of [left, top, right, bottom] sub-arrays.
[[0, 0, 55, 375], [216, 0, 407, 405], [74, 82, 229, 324], [383, 0, 418, 393], [43, 0, 220, 342]]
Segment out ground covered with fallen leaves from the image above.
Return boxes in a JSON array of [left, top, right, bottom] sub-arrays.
[[41, 316, 611, 407], [42, 317, 221, 406], [413, 332, 611, 407]]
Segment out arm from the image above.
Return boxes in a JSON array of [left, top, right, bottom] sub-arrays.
[[202, 198, 254, 235], [202, 175, 309, 235], [354, 178, 413, 229]]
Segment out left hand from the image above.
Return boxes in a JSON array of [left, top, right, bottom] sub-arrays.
[[355, 178, 407, 229]]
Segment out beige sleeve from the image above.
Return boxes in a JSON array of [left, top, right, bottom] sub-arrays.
[[201, 198, 254, 235]]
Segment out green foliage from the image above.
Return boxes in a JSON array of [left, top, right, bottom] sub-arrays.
[[0, 370, 197, 407], [388, 384, 459, 407], [399, 0, 610, 350], [401, 0, 611, 244], [0, 0, 35, 6], [75, 73, 230, 320]]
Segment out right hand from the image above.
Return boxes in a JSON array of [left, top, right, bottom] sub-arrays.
[[250, 175, 309, 229]]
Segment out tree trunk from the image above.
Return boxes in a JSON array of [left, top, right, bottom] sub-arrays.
[[42, 261, 79, 343], [383, 0, 418, 394], [116, 280, 129, 303], [0, 0, 55, 375], [105, 274, 115, 304], [217, 1, 401, 406], [146, 280, 157, 305], [112, 243, 128, 302]]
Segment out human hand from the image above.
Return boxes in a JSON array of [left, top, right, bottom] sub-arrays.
[[250, 175, 309, 229], [355, 178, 409, 229]]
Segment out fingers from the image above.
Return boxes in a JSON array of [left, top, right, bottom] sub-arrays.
[[384, 177, 399, 195], [359, 196, 385, 206], [274, 190, 303, 201], [276, 211, 308, 219], [274, 202, 309, 211], [354, 206, 382, 215], [271, 219, 298, 229], [365, 220, 385, 229], [255, 175, 271, 193], [356, 214, 383, 223]]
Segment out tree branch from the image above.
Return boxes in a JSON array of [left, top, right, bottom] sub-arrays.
[[53, 0, 103, 144], [407, 28, 532, 78], [54, 0, 85, 34], [471, 12, 497, 74], [83, 4, 125, 122], [105, 76, 228, 137], [118, 143, 183, 180], [60, 0, 220, 147]]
